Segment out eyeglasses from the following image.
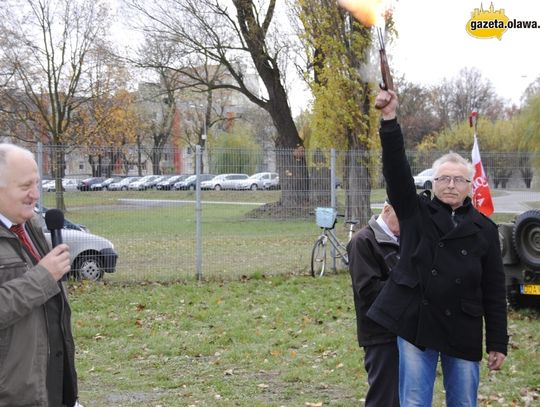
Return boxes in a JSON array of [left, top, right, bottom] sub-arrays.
[[434, 175, 471, 185]]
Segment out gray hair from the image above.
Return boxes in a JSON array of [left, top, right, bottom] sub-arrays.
[[0, 143, 35, 187], [432, 152, 474, 180]]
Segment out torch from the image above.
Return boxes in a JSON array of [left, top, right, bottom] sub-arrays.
[[337, 0, 394, 109]]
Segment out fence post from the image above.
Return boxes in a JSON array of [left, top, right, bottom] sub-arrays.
[[331, 149, 336, 209], [330, 149, 337, 271], [37, 142, 43, 210], [195, 145, 203, 281]]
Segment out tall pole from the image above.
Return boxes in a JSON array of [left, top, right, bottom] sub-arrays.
[[195, 145, 203, 281]]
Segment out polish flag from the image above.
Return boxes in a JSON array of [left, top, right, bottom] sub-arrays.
[[471, 131, 494, 216]]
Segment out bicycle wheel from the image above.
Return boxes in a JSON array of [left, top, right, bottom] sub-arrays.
[[311, 236, 327, 277]]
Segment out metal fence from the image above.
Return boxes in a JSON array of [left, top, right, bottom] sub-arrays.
[[33, 144, 540, 282]]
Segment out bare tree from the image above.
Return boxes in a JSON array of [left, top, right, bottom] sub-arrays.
[[125, 0, 309, 208], [395, 77, 441, 149], [0, 0, 110, 210]]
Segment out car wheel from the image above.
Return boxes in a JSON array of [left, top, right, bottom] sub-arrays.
[[121, 186, 128, 191], [73, 254, 103, 281], [512, 209, 540, 270], [250, 184, 258, 191], [424, 181, 432, 189], [214, 184, 221, 191]]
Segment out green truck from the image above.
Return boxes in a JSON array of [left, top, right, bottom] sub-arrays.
[[498, 209, 540, 308]]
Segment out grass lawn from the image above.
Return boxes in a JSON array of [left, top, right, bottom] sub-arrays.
[[70, 274, 540, 406]]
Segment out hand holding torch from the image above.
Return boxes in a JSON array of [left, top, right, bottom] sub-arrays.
[[337, 0, 394, 109]]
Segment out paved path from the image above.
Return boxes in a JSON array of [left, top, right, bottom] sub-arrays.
[[492, 190, 540, 213], [117, 190, 540, 214]]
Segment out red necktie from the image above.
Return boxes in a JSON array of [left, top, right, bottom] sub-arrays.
[[10, 224, 42, 261]]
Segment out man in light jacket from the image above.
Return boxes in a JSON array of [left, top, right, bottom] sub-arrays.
[[0, 143, 78, 407]]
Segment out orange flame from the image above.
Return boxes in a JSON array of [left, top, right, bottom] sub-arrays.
[[337, 0, 385, 27]]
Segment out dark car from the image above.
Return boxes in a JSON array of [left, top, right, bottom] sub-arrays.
[[156, 175, 189, 190], [77, 177, 106, 191], [173, 174, 215, 190], [89, 177, 122, 191]]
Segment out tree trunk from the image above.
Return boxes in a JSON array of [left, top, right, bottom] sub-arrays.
[[233, 0, 310, 209]]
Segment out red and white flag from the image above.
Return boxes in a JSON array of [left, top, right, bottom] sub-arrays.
[[470, 112, 494, 216]]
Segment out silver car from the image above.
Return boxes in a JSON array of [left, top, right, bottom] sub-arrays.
[[201, 174, 249, 190], [237, 172, 279, 191], [413, 168, 434, 189], [36, 208, 118, 281]]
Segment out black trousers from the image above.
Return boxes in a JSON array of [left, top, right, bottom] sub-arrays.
[[363, 341, 400, 407]]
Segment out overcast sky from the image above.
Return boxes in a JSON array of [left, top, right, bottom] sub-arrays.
[[391, 0, 540, 105]]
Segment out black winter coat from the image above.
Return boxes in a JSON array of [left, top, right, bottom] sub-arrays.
[[347, 216, 399, 347], [367, 119, 508, 362]]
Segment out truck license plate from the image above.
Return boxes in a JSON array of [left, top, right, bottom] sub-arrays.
[[520, 284, 540, 295]]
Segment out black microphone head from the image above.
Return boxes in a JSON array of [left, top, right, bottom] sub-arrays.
[[45, 208, 64, 230]]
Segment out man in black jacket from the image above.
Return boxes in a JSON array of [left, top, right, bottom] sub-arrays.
[[347, 200, 400, 407], [367, 91, 508, 407]]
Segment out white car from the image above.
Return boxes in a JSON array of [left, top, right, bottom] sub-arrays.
[[201, 174, 249, 190], [43, 178, 80, 192], [413, 168, 434, 189], [237, 172, 279, 191], [35, 208, 118, 281]]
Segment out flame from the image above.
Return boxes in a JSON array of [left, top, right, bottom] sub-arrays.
[[337, 0, 386, 27]]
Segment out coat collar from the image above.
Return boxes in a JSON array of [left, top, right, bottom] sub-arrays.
[[428, 196, 484, 239], [368, 215, 399, 246]]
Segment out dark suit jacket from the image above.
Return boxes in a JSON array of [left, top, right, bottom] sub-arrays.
[[367, 119, 508, 362], [347, 216, 399, 347]]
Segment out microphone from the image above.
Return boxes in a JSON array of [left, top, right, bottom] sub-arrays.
[[45, 209, 64, 247], [45, 209, 66, 280]]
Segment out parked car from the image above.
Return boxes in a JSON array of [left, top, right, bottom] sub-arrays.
[[42, 180, 55, 191], [201, 174, 249, 191], [237, 172, 279, 191], [77, 177, 106, 191], [141, 175, 168, 190], [128, 175, 162, 191], [156, 174, 189, 190], [173, 174, 216, 190], [89, 177, 122, 191], [413, 168, 434, 189], [35, 207, 118, 281], [108, 176, 141, 191]]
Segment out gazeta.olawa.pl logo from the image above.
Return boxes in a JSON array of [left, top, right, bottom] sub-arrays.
[[466, 2, 539, 40]]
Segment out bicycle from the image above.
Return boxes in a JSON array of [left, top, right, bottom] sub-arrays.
[[311, 207, 359, 277]]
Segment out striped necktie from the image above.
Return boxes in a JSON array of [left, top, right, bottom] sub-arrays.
[[10, 223, 42, 261]]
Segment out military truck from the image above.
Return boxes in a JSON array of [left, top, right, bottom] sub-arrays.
[[498, 209, 540, 308]]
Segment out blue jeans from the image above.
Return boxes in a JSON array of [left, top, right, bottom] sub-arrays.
[[397, 337, 480, 406]]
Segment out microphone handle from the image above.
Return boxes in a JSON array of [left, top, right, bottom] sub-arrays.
[[50, 230, 63, 247], [49, 229, 66, 280]]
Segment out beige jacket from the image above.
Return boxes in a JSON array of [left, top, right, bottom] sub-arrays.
[[0, 216, 63, 406]]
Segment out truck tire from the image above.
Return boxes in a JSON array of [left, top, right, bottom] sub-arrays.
[[512, 209, 540, 270]]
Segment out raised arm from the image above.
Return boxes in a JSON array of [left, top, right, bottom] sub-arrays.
[[376, 90, 418, 220]]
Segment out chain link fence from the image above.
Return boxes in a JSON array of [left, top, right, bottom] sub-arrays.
[[32, 144, 540, 282]]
